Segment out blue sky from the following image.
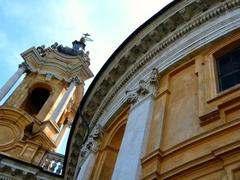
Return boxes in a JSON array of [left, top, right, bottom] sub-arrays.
[[0, 0, 172, 154]]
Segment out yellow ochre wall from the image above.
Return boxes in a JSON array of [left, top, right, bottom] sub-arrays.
[[94, 32, 240, 180], [141, 31, 240, 179]]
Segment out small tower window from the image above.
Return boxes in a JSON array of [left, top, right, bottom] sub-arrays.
[[216, 45, 240, 91], [21, 87, 50, 115]]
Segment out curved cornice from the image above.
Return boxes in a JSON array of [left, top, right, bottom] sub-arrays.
[[0, 107, 33, 151], [21, 47, 93, 82], [65, 0, 240, 178], [82, 0, 240, 125]]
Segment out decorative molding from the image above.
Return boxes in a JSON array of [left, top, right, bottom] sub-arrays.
[[125, 80, 149, 104], [199, 109, 220, 126], [80, 124, 104, 158], [21, 46, 94, 83], [141, 121, 240, 179], [126, 91, 139, 104]]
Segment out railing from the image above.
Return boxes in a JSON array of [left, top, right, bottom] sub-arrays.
[[40, 151, 64, 175]]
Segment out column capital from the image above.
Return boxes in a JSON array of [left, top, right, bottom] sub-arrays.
[[80, 124, 104, 158], [70, 76, 83, 86], [125, 68, 160, 105], [18, 62, 31, 73], [0, 63, 30, 101]]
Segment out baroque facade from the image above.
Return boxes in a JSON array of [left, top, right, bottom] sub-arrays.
[[68, 0, 240, 179], [1, 0, 240, 179]]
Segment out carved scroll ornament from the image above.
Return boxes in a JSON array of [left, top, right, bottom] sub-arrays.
[[125, 68, 160, 104], [80, 124, 104, 158]]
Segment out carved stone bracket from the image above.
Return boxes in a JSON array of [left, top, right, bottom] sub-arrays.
[[149, 68, 160, 96], [80, 124, 104, 158], [125, 68, 160, 104], [126, 92, 139, 104]]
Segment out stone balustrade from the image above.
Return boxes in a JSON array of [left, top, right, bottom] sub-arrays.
[[40, 151, 64, 175]]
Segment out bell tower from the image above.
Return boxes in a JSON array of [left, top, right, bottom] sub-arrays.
[[0, 38, 93, 165]]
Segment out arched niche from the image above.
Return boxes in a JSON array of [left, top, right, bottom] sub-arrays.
[[21, 83, 52, 116]]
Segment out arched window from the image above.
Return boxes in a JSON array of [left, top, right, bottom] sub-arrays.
[[21, 87, 50, 115]]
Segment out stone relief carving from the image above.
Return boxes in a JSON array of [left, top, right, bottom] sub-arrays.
[[125, 68, 160, 104], [149, 68, 160, 96], [126, 92, 138, 104], [149, 68, 159, 84], [80, 124, 104, 157], [137, 80, 149, 95]]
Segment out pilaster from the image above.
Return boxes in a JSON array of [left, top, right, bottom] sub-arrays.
[[112, 68, 159, 180]]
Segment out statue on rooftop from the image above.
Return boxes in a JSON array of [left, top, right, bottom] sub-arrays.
[[53, 33, 93, 56]]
